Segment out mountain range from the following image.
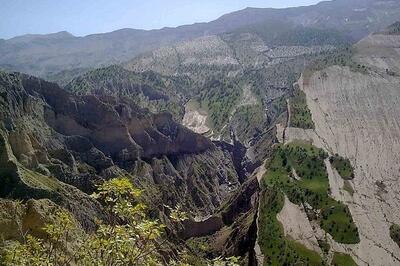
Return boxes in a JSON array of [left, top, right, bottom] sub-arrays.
[[1, 0, 400, 265], [1, 0, 400, 82]]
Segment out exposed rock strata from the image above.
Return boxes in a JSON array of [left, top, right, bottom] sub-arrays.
[[0, 71, 240, 240], [295, 33, 400, 265]]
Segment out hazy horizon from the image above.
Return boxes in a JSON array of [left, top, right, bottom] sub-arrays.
[[0, 0, 322, 39]]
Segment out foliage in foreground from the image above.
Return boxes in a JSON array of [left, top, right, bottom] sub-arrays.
[[0, 177, 239, 266]]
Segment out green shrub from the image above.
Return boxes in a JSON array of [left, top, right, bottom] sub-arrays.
[[330, 155, 354, 180], [0, 177, 238, 266], [390, 224, 400, 247]]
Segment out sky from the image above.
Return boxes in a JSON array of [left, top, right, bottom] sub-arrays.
[[0, 0, 322, 39]]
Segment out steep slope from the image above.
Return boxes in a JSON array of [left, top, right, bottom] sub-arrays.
[[302, 33, 400, 265], [0, 70, 244, 248], [123, 32, 336, 164], [66, 65, 190, 120], [1, 0, 400, 80], [259, 23, 400, 265]]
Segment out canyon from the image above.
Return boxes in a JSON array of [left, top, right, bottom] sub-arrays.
[[1, 0, 400, 265]]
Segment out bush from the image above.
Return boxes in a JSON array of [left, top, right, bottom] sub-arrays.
[[1, 177, 238, 266]]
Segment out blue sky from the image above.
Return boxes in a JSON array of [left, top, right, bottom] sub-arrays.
[[0, 0, 322, 39]]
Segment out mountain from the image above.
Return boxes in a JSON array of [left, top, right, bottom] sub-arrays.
[[0, 70, 268, 261], [66, 65, 190, 120], [122, 31, 341, 159], [255, 21, 400, 265], [2, 2, 400, 265], [1, 0, 400, 81]]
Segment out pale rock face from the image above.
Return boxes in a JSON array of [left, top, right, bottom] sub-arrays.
[[277, 195, 322, 254], [297, 33, 400, 265], [182, 103, 210, 135]]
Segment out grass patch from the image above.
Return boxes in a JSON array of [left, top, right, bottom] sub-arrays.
[[258, 188, 323, 266], [390, 224, 400, 247], [290, 89, 314, 129], [263, 142, 359, 244], [331, 252, 357, 266], [330, 155, 354, 180]]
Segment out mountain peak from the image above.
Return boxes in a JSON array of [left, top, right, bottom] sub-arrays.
[[6, 31, 74, 43]]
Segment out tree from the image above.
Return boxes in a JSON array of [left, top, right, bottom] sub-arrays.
[[1, 177, 239, 266]]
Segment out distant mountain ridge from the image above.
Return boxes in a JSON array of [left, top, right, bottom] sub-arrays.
[[1, 0, 400, 80], [5, 31, 74, 43]]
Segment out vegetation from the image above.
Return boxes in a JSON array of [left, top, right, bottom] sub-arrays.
[[390, 224, 400, 247], [231, 104, 266, 142], [66, 65, 189, 119], [0, 178, 239, 266], [236, 22, 348, 47], [290, 89, 315, 129], [317, 239, 330, 254], [304, 47, 369, 82], [262, 142, 359, 244], [385, 22, 400, 35], [46, 67, 90, 87], [198, 78, 242, 131], [331, 252, 357, 266], [330, 155, 354, 180], [258, 188, 323, 266]]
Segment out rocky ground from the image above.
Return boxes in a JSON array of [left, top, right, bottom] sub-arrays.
[[3, 14, 400, 265], [0, 71, 243, 241]]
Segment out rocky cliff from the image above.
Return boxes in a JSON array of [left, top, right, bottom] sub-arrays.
[[255, 23, 400, 265], [0, 70, 244, 249], [124, 32, 333, 161], [299, 30, 400, 265]]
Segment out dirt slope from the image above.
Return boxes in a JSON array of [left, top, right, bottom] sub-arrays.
[[299, 33, 400, 265]]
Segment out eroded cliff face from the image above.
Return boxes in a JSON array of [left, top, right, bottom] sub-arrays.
[[0, 71, 242, 244], [123, 32, 332, 161], [292, 32, 400, 265]]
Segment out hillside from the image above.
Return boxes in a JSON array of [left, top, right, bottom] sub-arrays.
[[0, 70, 268, 263], [66, 65, 190, 120], [1, 0, 400, 81], [123, 32, 337, 154], [255, 22, 400, 265], [0, 13, 354, 265], [2, 2, 400, 265]]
